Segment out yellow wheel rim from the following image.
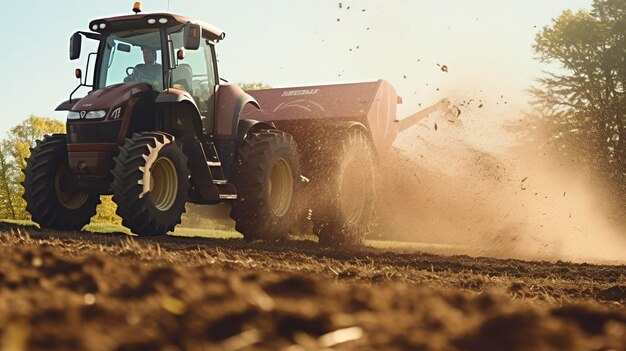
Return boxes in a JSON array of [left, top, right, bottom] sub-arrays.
[[149, 157, 178, 211], [268, 158, 294, 217], [55, 164, 89, 210]]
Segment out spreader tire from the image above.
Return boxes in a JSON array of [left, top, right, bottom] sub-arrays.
[[111, 132, 189, 236], [312, 129, 376, 246], [22, 134, 99, 230], [230, 130, 301, 240]]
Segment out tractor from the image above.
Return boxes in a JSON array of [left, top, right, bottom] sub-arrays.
[[22, 4, 456, 245]]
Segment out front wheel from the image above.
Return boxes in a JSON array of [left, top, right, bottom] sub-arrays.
[[22, 134, 99, 230], [111, 132, 189, 236], [230, 130, 301, 240]]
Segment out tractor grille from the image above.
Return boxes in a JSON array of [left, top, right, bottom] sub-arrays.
[[67, 120, 123, 144]]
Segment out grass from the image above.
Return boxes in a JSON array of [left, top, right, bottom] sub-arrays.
[[171, 227, 241, 239], [0, 219, 38, 227], [0, 219, 453, 250], [86, 222, 241, 239], [0, 219, 455, 254], [84, 222, 130, 234], [1, 219, 241, 240]]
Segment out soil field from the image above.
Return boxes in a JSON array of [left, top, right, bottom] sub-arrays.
[[0, 223, 624, 351]]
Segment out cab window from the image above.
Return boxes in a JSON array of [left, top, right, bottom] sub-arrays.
[[98, 29, 163, 90], [168, 29, 218, 133]]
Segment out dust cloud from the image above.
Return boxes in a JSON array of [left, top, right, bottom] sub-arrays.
[[374, 98, 626, 264]]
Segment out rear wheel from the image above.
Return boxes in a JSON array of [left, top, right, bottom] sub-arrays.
[[312, 129, 376, 246], [22, 134, 99, 230], [111, 132, 189, 236], [230, 131, 300, 240]]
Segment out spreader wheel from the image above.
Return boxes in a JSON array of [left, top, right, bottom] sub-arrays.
[[312, 129, 376, 246]]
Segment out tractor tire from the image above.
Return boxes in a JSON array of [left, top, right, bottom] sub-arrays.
[[111, 132, 189, 236], [22, 134, 99, 230], [312, 129, 376, 246], [230, 130, 301, 240]]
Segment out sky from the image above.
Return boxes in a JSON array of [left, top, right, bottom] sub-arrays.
[[0, 0, 593, 136]]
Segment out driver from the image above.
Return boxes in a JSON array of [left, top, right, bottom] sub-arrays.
[[127, 47, 162, 86]]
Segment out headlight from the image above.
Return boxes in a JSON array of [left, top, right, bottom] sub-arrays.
[[67, 110, 107, 120], [85, 110, 107, 119], [67, 111, 80, 120]]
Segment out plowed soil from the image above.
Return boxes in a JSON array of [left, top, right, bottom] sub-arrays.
[[0, 223, 624, 351]]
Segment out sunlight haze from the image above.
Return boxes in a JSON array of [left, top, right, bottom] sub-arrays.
[[0, 1, 592, 135]]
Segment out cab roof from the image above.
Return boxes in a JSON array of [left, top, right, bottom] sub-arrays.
[[88, 13, 225, 41]]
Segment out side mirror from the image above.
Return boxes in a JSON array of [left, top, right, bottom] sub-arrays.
[[183, 23, 201, 50], [177, 49, 185, 60], [69, 32, 82, 60], [75, 68, 82, 80]]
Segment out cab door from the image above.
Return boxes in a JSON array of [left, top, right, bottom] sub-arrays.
[[170, 34, 217, 134]]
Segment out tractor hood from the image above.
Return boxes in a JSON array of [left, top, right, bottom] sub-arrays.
[[70, 83, 153, 112]]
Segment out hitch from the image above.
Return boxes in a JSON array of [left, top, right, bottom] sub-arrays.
[[395, 99, 461, 132]]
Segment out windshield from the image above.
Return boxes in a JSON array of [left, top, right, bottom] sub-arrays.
[[97, 28, 163, 90]]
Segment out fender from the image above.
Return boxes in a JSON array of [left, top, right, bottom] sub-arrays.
[[340, 121, 379, 159], [55, 98, 82, 111], [313, 120, 379, 159], [156, 88, 204, 138], [214, 83, 261, 140], [212, 118, 274, 181], [236, 119, 276, 140], [156, 88, 197, 105]]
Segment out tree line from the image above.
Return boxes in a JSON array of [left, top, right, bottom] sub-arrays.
[[531, 0, 626, 215]]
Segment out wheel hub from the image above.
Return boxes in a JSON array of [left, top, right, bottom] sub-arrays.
[[268, 158, 294, 217], [55, 164, 89, 210], [149, 157, 178, 211]]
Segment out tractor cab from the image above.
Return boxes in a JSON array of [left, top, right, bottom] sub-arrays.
[[49, 5, 266, 219], [64, 10, 225, 138]]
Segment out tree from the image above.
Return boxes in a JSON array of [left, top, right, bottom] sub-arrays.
[[531, 0, 626, 209], [238, 82, 272, 91], [0, 115, 120, 224], [0, 151, 16, 219], [0, 116, 65, 219]]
